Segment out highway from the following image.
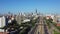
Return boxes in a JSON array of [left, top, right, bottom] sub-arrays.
[[28, 16, 50, 34], [38, 16, 44, 34], [44, 21, 49, 34], [37, 16, 49, 34]]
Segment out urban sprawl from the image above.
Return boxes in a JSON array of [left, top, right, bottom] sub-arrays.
[[0, 11, 60, 34]]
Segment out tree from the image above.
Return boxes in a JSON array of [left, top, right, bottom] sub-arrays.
[[4, 19, 20, 34]]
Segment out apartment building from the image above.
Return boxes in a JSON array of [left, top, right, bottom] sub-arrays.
[[0, 16, 5, 28], [55, 15, 60, 26], [0, 16, 7, 34]]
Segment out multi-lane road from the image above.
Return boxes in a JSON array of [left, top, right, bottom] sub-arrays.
[[36, 16, 49, 34], [38, 16, 44, 34], [28, 16, 50, 34]]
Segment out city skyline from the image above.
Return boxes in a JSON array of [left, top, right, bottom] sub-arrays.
[[0, 0, 60, 14]]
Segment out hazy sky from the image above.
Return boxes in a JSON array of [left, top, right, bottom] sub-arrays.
[[0, 0, 60, 14]]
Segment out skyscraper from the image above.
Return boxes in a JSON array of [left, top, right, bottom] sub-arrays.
[[0, 16, 5, 28]]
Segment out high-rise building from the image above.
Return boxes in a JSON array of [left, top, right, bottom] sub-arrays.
[[0, 16, 5, 28], [16, 13, 22, 24]]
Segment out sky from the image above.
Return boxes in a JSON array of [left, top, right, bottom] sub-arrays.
[[0, 0, 60, 14]]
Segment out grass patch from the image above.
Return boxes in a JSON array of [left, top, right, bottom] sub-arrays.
[[52, 22, 60, 30], [54, 30, 60, 34]]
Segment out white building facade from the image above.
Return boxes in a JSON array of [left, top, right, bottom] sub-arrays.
[[0, 16, 5, 28]]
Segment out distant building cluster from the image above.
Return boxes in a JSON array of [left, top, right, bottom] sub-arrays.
[[1, 12, 60, 34], [0, 10, 39, 34], [45, 14, 60, 26]]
